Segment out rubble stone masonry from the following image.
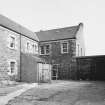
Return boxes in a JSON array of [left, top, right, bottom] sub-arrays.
[[0, 26, 20, 81], [39, 39, 76, 79]]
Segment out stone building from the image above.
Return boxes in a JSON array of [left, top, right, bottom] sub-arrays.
[[0, 15, 39, 82], [36, 23, 85, 80]]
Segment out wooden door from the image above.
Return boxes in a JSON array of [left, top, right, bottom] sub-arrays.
[[38, 63, 51, 82]]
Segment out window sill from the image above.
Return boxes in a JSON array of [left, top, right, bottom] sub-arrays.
[[8, 73, 16, 76], [61, 52, 68, 54], [8, 46, 17, 50], [40, 53, 50, 55]]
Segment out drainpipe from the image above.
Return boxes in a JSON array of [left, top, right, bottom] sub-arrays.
[[19, 26, 22, 81], [77, 44, 79, 56]]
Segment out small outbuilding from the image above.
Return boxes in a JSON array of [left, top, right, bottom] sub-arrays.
[[76, 55, 105, 81]]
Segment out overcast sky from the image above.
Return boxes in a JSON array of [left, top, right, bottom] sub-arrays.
[[0, 0, 105, 56]]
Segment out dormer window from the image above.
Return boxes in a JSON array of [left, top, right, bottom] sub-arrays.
[[61, 41, 68, 53]]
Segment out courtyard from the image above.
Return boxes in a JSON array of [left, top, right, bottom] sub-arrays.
[[6, 80, 105, 105]]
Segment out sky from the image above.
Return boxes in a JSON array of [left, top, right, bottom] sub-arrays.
[[0, 0, 105, 56]]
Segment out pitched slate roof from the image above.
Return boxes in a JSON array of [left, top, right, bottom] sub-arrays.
[[36, 23, 82, 41], [0, 15, 39, 41]]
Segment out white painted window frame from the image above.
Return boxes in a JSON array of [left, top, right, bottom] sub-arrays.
[[35, 43, 38, 53], [45, 44, 51, 55], [40, 44, 51, 55], [26, 41, 30, 52], [33, 43, 38, 54], [40, 46, 45, 55], [7, 59, 17, 75], [61, 41, 69, 54], [8, 34, 17, 50]]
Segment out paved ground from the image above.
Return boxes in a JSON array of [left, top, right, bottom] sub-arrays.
[[0, 83, 38, 105], [0, 81, 27, 96], [0, 85, 23, 96], [7, 81, 105, 105]]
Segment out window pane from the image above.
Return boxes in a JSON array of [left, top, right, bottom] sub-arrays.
[[63, 48, 67, 52], [34, 45, 37, 52], [40, 46, 45, 54], [10, 36, 15, 48], [10, 62, 15, 73], [35, 45, 38, 52], [33, 44, 38, 53], [46, 45, 50, 54], [62, 43, 67, 48], [32, 44, 34, 53], [61, 42, 68, 53], [10, 43, 14, 48], [27, 42, 29, 50]]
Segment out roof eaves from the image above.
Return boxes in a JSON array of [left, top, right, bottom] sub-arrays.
[[39, 37, 76, 42], [0, 24, 39, 42], [0, 15, 39, 41]]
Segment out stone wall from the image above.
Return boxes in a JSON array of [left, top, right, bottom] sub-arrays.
[[76, 23, 85, 56], [21, 35, 38, 56], [0, 26, 20, 81], [39, 39, 76, 63], [39, 39, 77, 80], [20, 35, 39, 82]]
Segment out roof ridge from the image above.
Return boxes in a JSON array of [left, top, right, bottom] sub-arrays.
[[36, 23, 82, 41], [37, 25, 79, 32]]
